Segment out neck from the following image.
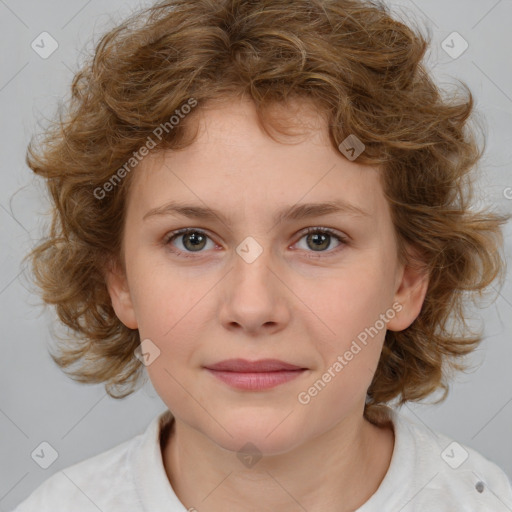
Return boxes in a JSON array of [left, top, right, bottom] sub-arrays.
[[161, 410, 394, 512]]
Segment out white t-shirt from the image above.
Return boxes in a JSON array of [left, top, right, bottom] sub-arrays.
[[10, 407, 512, 511]]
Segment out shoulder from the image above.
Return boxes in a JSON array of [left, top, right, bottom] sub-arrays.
[[10, 413, 164, 512], [380, 407, 512, 511]]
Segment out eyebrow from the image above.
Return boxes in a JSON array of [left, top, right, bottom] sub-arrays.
[[143, 199, 371, 225]]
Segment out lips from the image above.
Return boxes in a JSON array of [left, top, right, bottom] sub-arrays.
[[204, 359, 307, 390], [205, 359, 308, 391], [204, 358, 305, 372]]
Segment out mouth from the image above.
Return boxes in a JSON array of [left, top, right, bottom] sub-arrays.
[[203, 358, 308, 391]]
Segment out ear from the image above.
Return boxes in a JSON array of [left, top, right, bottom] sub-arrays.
[[104, 258, 138, 330], [386, 246, 429, 332]]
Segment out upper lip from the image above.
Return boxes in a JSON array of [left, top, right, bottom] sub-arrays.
[[205, 358, 305, 372]]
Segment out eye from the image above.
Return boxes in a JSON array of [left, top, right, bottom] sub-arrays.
[[163, 226, 348, 258], [294, 227, 347, 256], [164, 228, 216, 257]]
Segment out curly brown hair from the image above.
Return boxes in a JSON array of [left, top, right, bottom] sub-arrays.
[[25, 0, 510, 423]]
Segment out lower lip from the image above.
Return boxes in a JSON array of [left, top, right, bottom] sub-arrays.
[[205, 369, 306, 390]]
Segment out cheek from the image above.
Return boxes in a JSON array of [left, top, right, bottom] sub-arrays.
[[140, 292, 207, 409], [295, 261, 394, 385], [127, 251, 208, 336], [130, 263, 221, 357], [298, 263, 393, 335]]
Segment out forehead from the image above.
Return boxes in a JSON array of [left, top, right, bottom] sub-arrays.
[[128, 98, 387, 223]]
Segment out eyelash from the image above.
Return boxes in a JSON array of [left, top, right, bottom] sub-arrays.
[[163, 227, 348, 259]]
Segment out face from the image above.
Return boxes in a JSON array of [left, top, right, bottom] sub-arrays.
[[107, 97, 428, 455]]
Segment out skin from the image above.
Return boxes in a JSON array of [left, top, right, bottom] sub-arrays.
[[106, 97, 429, 512]]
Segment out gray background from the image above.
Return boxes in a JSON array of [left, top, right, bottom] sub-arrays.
[[0, 0, 511, 510]]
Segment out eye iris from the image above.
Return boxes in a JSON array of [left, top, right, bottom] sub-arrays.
[[307, 232, 330, 251], [183, 232, 207, 251]]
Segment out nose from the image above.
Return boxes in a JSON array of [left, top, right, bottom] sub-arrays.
[[218, 243, 291, 337]]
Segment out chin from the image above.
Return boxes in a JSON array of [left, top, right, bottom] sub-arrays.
[[201, 410, 306, 457]]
